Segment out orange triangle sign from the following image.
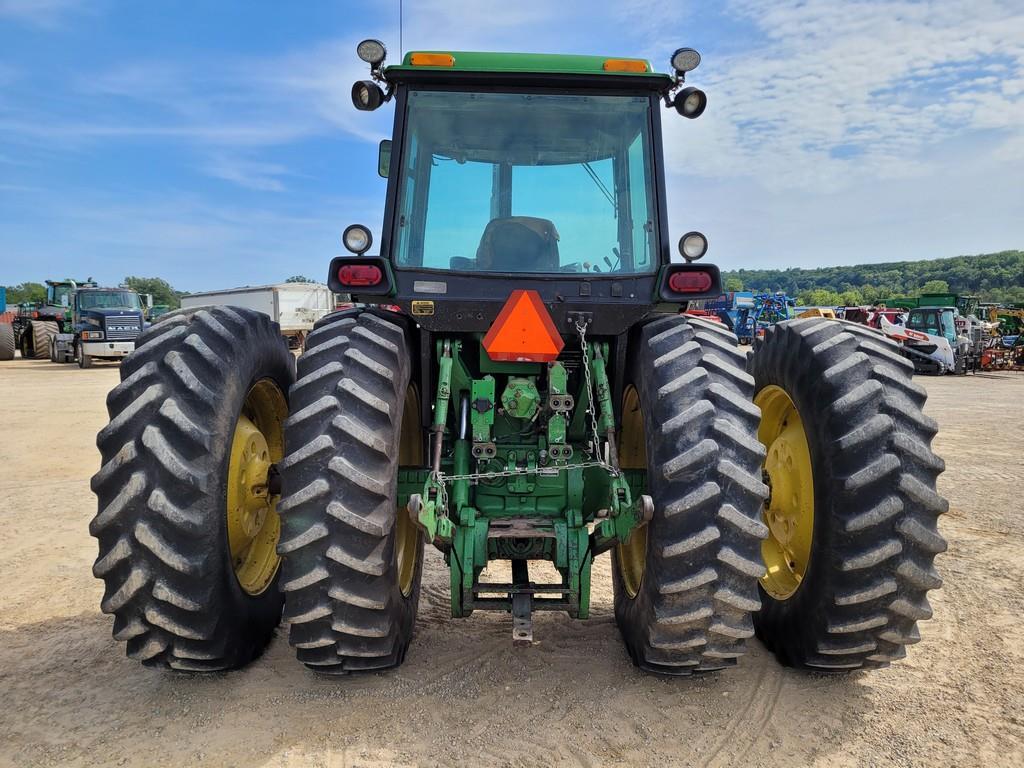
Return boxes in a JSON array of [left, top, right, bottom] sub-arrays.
[[482, 290, 565, 363]]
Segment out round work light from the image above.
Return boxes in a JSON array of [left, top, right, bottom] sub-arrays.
[[679, 231, 708, 261], [343, 224, 373, 255]]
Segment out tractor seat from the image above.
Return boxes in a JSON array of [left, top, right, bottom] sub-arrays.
[[476, 217, 560, 273]]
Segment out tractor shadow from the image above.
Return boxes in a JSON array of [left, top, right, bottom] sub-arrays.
[[1, 586, 879, 767]]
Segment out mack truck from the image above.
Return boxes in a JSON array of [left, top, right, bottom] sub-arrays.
[[16, 279, 148, 367], [89, 43, 947, 678]]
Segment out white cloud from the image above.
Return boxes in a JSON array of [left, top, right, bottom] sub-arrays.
[[201, 155, 293, 193], [0, 0, 88, 27], [663, 0, 1024, 191], [652, 0, 1024, 268]]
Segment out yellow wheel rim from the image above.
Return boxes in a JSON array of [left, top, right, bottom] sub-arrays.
[[616, 386, 648, 599], [226, 379, 287, 596], [396, 385, 422, 597], [755, 385, 814, 601]]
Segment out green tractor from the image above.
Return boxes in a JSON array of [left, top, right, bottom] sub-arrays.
[[90, 43, 947, 675]]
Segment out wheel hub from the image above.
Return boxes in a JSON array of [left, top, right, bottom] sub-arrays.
[[755, 385, 814, 601], [226, 381, 287, 596]]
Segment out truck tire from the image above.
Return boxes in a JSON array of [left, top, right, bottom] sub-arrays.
[[31, 320, 58, 359], [748, 318, 947, 670], [90, 306, 295, 670], [277, 309, 424, 674], [76, 339, 93, 368], [0, 324, 13, 361], [612, 315, 768, 674]]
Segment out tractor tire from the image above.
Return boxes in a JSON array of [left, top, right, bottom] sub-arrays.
[[612, 315, 769, 674], [277, 309, 424, 674], [748, 318, 947, 670], [31, 320, 58, 359], [0, 323, 14, 361], [90, 306, 295, 670]]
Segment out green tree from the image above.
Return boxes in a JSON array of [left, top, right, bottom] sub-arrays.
[[285, 275, 315, 283], [799, 288, 843, 306], [3, 282, 47, 304], [123, 276, 182, 309], [724, 276, 744, 292], [920, 279, 950, 294]]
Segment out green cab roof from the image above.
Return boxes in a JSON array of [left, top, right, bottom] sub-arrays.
[[386, 51, 673, 82]]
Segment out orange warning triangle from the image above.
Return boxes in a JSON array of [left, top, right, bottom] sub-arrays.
[[482, 290, 565, 363]]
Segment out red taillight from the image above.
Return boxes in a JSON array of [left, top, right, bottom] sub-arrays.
[[668, 270, 713, 293], [337, 264, 383, 287]]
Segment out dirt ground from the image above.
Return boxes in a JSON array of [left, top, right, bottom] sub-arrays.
[[0, 356, 1022, 768]]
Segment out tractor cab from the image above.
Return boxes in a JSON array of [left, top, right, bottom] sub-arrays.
[[329, 47, 719, 338]]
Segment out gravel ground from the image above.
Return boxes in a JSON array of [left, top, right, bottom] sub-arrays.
[[0, 356, 1022, 767]]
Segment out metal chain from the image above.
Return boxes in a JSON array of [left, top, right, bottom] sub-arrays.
[[575, 318, 610, 470], [439, 460, 609, 484]]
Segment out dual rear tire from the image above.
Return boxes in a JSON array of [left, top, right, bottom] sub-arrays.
[[90, 306, 422, 673], [613, 315, 947, 673]]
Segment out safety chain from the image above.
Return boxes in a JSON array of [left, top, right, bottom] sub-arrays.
[[575, 318, 612, 471], [439, 460, 609, 484]]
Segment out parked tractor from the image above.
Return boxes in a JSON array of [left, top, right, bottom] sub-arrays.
[[90, 44, 947, 677], [10, 278, 91, 359]]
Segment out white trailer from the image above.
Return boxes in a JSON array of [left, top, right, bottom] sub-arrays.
[[180, 283, 335, 347]]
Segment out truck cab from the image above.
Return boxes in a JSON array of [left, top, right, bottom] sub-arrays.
[[52, 286, 147, 367]]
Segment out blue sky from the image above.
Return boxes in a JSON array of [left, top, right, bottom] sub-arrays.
[[1, 0, 1022, 292]]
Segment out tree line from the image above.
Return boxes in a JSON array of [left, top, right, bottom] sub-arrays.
[[721, 250, 1024, 307]]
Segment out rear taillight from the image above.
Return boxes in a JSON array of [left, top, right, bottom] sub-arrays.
[[337, 264, 383, 287], [668, 270, 713, 293]]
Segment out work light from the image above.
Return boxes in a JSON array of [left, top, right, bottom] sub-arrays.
[[679, 231, 708, 261], [356, 39, 387, 66], [674, 87, 707, 119], [671, 47, 701, 75], [343, 224, 373, 255], [352, 80, 385, 111]]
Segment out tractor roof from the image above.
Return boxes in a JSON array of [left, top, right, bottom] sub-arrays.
[[386, 51, 674, 88]]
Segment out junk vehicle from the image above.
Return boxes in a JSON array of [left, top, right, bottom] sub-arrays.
[[90, 43, 947, 677], [179, 282, 335, 348]]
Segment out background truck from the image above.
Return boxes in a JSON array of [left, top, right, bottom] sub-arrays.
[[179, 282, 334, 348], [49, 285, 148, 368]]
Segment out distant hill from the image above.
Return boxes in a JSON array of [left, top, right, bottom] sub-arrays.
[[721, 250, 1024, 306]]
